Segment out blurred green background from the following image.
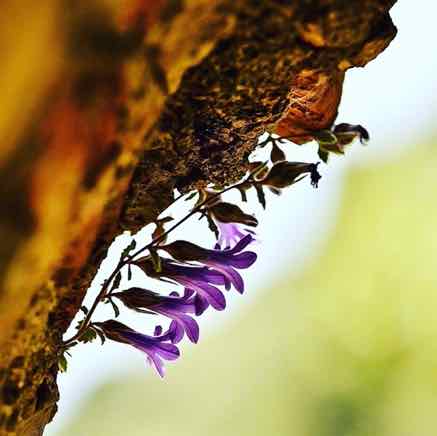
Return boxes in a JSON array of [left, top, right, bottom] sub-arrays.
[[55, 143, 437, 436]]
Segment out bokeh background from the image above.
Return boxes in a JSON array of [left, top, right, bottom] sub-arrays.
[[46, 2, 437, 435]]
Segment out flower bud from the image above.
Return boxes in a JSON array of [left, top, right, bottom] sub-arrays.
[[210, 202, 258, 227], [261, 161, 321, 189]]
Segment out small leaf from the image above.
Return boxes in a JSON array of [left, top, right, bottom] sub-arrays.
[[93, 327, 106, 345], [127, 264, 133, 281], [121, 240, 137, 260], [80, 328, 97, 344], [80, 306, 89, 315], [108, 298, 120, 318], [268, 187, 282, 196], [238, 187, 248, 202], [160, 216, 174, 224], [237, 181, 251, 202], [75, 319, 85, 330], [184, 191, 198, 202], [58, 354, 68, 373], [254, 184, 266, 209], [110, 272, 122, 292], [206, 213, 219, 238], [270, 143, 286, 163], [318, 148, 329, 163]]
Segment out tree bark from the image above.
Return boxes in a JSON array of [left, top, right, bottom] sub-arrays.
[[0, 1, 397, 434]]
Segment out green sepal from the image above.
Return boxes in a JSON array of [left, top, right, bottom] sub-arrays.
[[58, 354, 68, 373]]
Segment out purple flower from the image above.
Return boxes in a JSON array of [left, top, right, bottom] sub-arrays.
[[160, 234, 257, 294], [112, 288, 200, 343], [95, 320, 179, 377], [135, 259, 227, 314], [155, 317, 192, 345], [209, 202, 257, 249], [203, 235, 257, 293], [215, 221, 256, 250]]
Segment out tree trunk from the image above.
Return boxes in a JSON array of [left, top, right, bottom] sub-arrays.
[[0, 1, 397, 434]]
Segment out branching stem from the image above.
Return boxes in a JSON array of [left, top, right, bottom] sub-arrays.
[[61, 167, 262, 348]]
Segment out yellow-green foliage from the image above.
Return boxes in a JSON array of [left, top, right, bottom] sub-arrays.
[[57, 145, 437, 436]]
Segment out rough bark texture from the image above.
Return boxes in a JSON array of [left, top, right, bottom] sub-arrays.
[[0, 1, 397, 434]]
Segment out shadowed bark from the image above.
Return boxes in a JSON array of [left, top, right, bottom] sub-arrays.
[[0, 1, 397, 434]]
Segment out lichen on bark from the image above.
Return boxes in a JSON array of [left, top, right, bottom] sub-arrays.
[[0, 1, 397, 434]]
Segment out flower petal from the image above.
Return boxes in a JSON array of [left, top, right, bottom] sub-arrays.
[[178, 314, 200, 343], [207, 261, 244, 294], [194, 294, 209, 315], [227, 251, 257, 269]]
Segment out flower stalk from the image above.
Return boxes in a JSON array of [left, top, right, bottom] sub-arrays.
[[59, 141, 328, 376], [61, 165, 267, 349]]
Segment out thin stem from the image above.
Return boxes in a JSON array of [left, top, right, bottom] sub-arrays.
[[62, 168, 261, 348], [62, 263, 124, 347], [128, 169, 261, 260], [129, 189, 224, 260]]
